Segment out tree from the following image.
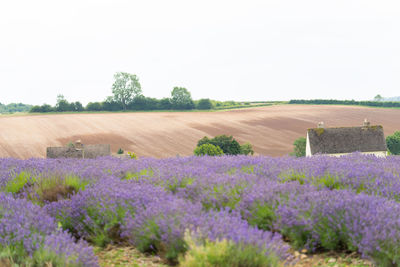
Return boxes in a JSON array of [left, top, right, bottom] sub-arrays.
[[73, 101, 84, 111], [386, 131, 400, 155], [374, 94, 383, 101], [86, 102, 103, 111], [103, 96, 122, 111], [170, 87, 194, 110], [196, 98, 213, 110], [111, 72, 142, 110], [158, 98, 172, 110], [291, 137, 306, 157], [55, 94, 71, 112], [197, 135, 242, 155], [194, 144, 224, 156]]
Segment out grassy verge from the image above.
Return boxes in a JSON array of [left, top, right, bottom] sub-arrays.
[[95, 245, 168, 267]]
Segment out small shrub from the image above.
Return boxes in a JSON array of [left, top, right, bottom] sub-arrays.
[[127, 151, 137, 159], [194, 144, 224, 156], [179, 232, 281, 267], [247, 203, 277, 231], [197, 135, 251, 155], [291, 137, 306, 157], [117, 148, 124, 154], [124, 168, 154, 181], [66, 141, 75, 148], [30, 175, 89, 204], [4, 171, 32, 194], [386, 131, 400, 155]]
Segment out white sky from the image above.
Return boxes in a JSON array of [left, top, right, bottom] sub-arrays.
[[0, 0, 399, 105]]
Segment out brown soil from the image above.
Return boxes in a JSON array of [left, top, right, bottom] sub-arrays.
[[1, 105, 400, 159]]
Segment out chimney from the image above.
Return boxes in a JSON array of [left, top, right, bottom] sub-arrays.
[[317, 121, 324, 129], [75, 139, 83, 150], [363, 118, 370, 127]]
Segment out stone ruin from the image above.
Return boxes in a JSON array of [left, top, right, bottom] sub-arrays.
[[46, 140, 111, 159]]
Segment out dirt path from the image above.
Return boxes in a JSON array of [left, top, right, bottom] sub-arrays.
[[1, 105, 399, 159]]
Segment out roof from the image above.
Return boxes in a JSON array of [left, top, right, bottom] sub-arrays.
[[307, 125, 387, 154]]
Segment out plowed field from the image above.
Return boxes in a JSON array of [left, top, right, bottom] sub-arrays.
[[1, 105, 399, 159]]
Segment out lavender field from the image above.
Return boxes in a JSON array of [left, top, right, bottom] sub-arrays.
[[1, 154, 400, 266]]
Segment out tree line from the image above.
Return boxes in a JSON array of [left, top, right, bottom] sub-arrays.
[[29, 72, 243, 113], [0, 103, 32, 114], [289, 99, 400, 108]]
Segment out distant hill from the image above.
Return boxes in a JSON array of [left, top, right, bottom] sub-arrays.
[[1, 105, 400, 159], [0, 103, 32, 114]]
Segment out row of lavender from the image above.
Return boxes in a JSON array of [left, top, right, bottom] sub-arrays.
[[1, 154, 400, 265]]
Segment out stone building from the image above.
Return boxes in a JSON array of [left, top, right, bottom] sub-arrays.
[[47, 141, 110, 159], [306, 120, 387, 157]]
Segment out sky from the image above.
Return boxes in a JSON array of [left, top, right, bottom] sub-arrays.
[[0, 0, 399, 105]]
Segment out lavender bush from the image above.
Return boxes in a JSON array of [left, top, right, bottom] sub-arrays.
[[0, 192, 98, 266]]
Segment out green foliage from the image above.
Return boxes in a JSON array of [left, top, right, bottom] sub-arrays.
[[165, 177, 195, 194], [386, 131, 400, 155], [135, 219, 187, 264], [4, 171, 31, 194], [124, 168, 154, 181], [30, 104, 54, 113], [117, 148, 124, 154], [158, 97, 172, 110], [82, 205, 129, 247], [194, 144, 224, 156], [278, 171, 307, 185], [64, 175, 89, 192], [197, 135, 242, 155], [0, 244, 82, 267], [314, 174, 342, 190], [374, 94, 383, 101], [247, 203, 277, 231], [179, 232, 281, 267], [240, 142, 254, 155], [3, 172, 89, 205], [112, 72, 142, 110], [54, 95, 83, 112], [241, 165, 255, 174], [170, 87, 195, 110], [291, 137, 306, 157], [201, 184, 244, 211], [0, 103, 32, 114], [86, 102, 103, 111], [127, 151, 137, 159], [30, 174, 88, 205], [196, 98, 213, 110]]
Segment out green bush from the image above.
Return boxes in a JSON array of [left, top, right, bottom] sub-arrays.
[[386, 131, 400, 155], [4, 171, 31, 194], [240, 142, 254, 155], [196, 98, 213, 110], [247, 203, 277, 231], [194, 144, 224, 156], [179, 232, 281, 267], [197, 135, 242, 155], [127, 151, 137, 159], [291, 137, 306, 157], [117, 148, 124, 154], [0, 245, 82, 267]]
